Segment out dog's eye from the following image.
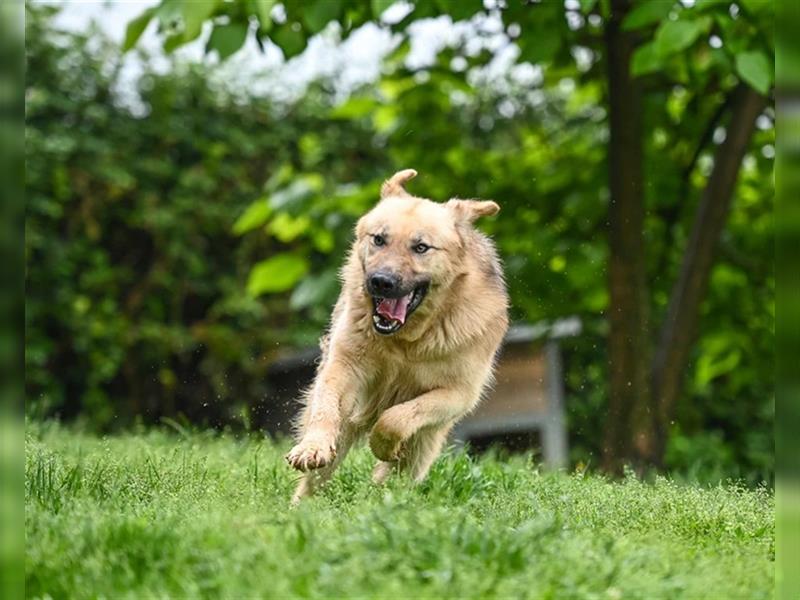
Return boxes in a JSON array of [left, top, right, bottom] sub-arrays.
[[372, 234, 386, 247], [414, 243, 430, 254]]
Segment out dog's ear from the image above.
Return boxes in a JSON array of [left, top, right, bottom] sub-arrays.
[[380, 169, 417, 198], [447, 199, 500, 223]]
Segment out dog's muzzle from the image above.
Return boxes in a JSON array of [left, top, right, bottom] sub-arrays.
[[366, 272, 429, 335]]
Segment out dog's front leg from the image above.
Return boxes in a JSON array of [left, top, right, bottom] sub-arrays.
[[369, 387, 472, 463], [286, 356, 360, 473]]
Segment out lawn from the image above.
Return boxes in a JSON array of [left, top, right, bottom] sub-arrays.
[[26, 423, 774, 599]]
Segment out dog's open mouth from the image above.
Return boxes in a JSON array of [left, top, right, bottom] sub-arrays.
[[371, 284, 429, 335]]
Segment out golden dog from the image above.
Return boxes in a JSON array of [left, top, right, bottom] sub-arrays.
[[286, 169, 508, 502]]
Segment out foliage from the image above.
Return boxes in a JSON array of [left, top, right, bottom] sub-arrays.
[[129, 0, 774, 101], [25, 3, 774, 482], [25, 5, 388, 430], [26, 424, 774, 598]]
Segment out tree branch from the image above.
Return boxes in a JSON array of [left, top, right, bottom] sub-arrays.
[[653, 88, 733, 282], [650, 84, 767, 459], [678, 91, 735, 207]]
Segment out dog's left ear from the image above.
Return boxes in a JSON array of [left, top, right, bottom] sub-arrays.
[[381, 169, 417, 199], [447, 199, 500, 223]]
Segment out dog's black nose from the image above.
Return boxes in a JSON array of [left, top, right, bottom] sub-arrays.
[[368, 272, 399, 296]]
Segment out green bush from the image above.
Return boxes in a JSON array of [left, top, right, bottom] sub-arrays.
[[25, 6, 387, 429]]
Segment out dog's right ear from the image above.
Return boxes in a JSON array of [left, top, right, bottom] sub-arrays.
[[380, 169, 417, 199], [447, 199, 500, 223]]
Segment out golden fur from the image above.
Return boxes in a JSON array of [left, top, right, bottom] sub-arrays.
[[285, 169, 509, 502]]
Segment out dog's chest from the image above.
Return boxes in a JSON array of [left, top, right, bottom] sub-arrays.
[[370, 363, 424, 402], [348, 354, 451, 429]]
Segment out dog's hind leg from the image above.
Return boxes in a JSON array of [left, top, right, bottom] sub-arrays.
[[371, 424, 451, 486], [371, 460, 396, 485], [401, 425, 452, 483]]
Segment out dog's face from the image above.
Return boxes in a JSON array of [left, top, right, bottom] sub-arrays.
[[355, 172, 499, 336]]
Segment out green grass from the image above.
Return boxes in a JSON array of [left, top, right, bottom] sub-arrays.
[[26, 423, 774, 599]]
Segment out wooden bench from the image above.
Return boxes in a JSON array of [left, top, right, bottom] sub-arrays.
[[451, 319, 580, 468]]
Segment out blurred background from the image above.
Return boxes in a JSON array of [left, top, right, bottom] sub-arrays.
[[25, 0, 774, 485]]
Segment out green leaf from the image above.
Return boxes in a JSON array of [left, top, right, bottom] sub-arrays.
[[163, 33, 185, 53], [311, 227, 335, 253], [303, 0, 342, 33], [518, 27, 561, 64], [181, 0, 218, 41], [154, 0, 183, 33], [578, 0, 597, 14], [268, 176, 323, 212], [267, 213, 311, 242], [330, 96, 379, 119], [233, 198, 272, 235], [371, 0, 395, 18], [654, 19, 706, 57], [265, 164, 295, 192], [695, 348, 741, 387], [246, 254, 310, 296], [695, 0, 729, 11], [123, 7, 155, 51], [631, 41, 661, 76], [157, 1, 217, 52], [739, 0, 774, 15], [289, 269, 338, 310], [270, 23, 307, 59], [622, 1, 674, 31], [373, 105, 398, 133], [434, 0, 482, 22], [207, 22, 248, 60], [254, 0, 278, 29], [735, 50, 772, 95]]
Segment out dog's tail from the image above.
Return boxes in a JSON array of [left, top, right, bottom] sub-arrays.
[[380, 169, 417, 199]]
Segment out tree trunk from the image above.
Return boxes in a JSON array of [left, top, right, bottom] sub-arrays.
[[650, 84, 767, 462], [601, 0, 653, 473]]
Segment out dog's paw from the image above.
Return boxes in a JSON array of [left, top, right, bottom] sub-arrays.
[[369, 429, 402, 462], [285, 438, 336, 471], [369, 416, 406, 462]]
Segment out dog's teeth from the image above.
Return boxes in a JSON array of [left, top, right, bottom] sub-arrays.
[[373, 315, 381, 325]]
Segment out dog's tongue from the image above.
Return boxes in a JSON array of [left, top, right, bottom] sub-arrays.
[[377, 292, 413, 324]]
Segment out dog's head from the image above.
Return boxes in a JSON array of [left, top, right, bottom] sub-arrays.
[[354, 169, 499, 336]]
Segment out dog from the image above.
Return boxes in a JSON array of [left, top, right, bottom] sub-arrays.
[[285, 169, 508, 502]]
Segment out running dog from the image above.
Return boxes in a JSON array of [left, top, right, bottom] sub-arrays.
[[286, 169, 508, 502]]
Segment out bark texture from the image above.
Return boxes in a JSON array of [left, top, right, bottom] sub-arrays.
[[601, 0, 652, 473]]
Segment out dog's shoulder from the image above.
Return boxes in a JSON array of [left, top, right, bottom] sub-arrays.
[[461, 227, 507, 298]]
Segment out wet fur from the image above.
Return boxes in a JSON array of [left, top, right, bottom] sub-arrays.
[[286, 170, 509, 502]]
